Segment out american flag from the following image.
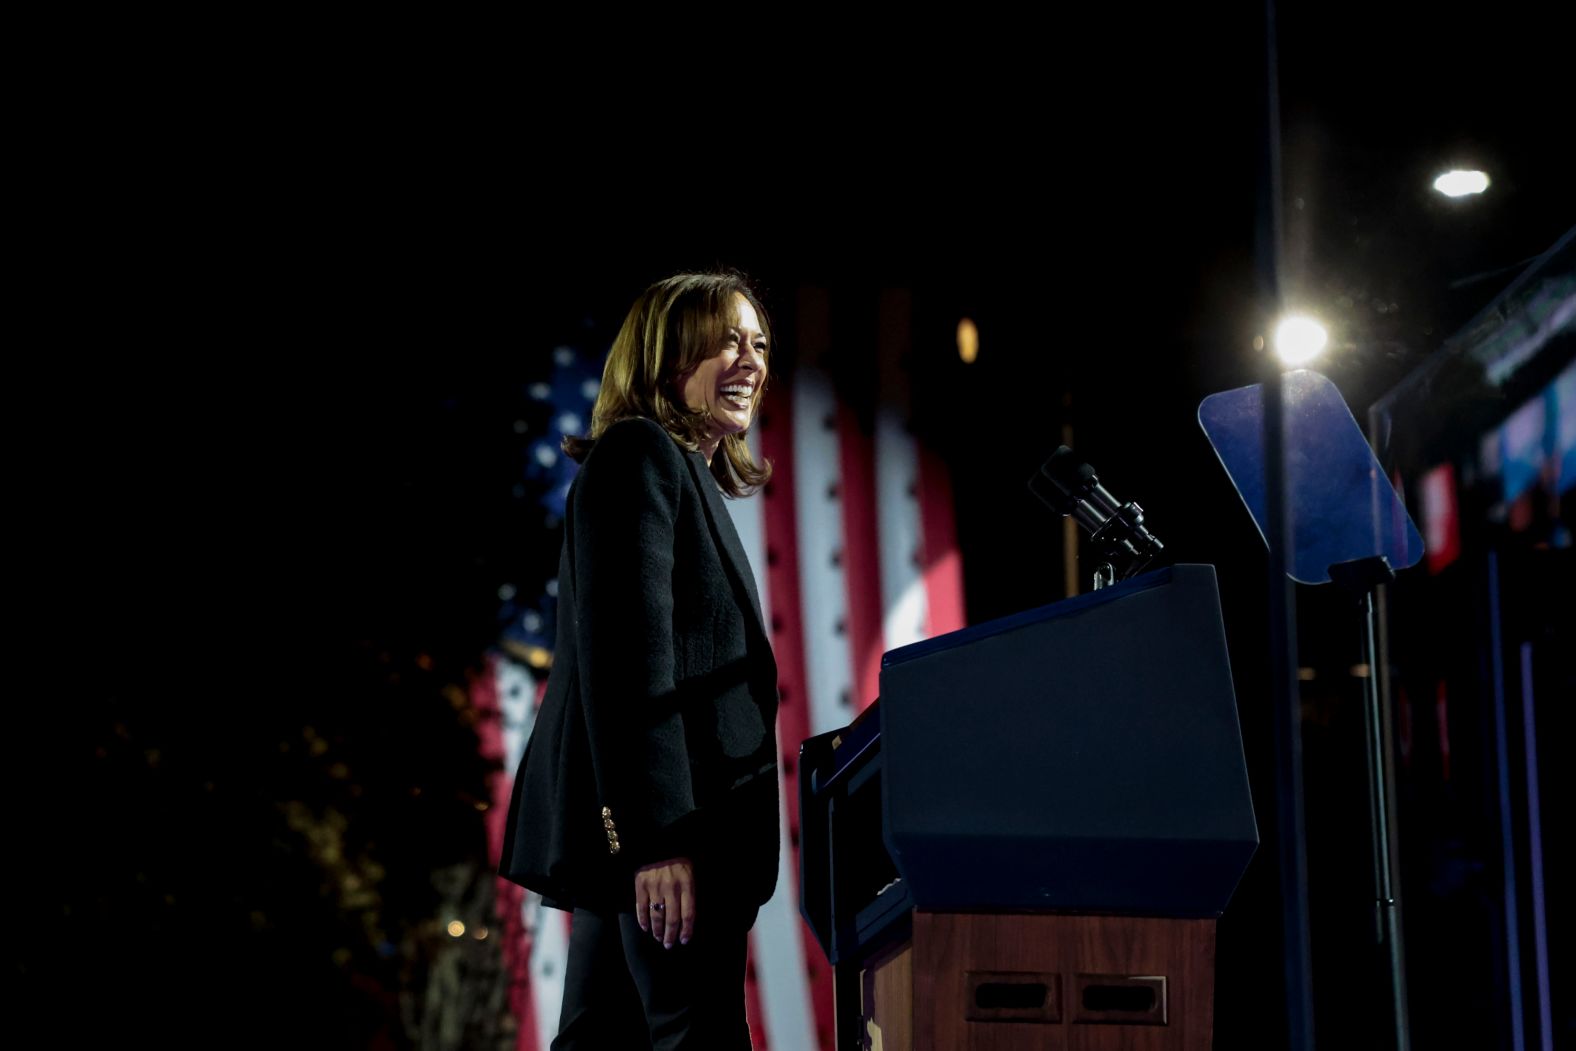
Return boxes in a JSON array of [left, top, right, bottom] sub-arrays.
[[475, 287, 965, 1050]]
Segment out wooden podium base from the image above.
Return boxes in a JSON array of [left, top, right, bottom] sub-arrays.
[[856, 912, 1216, 1051]]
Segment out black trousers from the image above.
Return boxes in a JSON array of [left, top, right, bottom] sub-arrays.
[[551, 903, 758, 1050]]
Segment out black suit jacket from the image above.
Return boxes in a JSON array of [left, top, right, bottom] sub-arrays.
[[498, 417, 781, 912]]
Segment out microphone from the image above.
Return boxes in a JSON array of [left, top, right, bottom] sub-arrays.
[[1029, 446, 1163, 582]]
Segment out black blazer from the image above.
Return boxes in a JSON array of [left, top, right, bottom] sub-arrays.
[[498, 417, 781, 912]]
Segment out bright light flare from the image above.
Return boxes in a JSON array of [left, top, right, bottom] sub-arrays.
[[1433, 170, 1489, 197], [1273, 316, 1328, 366]]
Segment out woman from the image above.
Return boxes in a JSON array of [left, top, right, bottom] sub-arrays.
[[499, 272, 782, 1049]]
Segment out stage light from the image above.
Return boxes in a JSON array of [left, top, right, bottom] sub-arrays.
[[1433, 170, 1489, 197], [957, 318, 979, 364], [447, 920, 466, 937], [1273, 316, 1328, 366]]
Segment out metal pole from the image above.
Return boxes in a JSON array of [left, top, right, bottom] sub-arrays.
[[1263, 369, 1316, 1051], [1257, 0, 1316, 1046], [1358, 590, 1411, 1049]]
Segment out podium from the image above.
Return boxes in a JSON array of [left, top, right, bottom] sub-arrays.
[[800, 565, 1258, 1050]]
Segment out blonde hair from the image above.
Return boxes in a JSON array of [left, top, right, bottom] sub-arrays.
[[564, 272, 772, 497]]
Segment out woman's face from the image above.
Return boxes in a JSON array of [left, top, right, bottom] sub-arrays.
[[676, 293, 767, 442]]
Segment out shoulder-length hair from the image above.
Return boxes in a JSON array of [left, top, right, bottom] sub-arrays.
[[563, 272, 773, 498]]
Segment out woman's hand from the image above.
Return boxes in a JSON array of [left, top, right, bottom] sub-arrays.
[[634, 856, 695, 948]]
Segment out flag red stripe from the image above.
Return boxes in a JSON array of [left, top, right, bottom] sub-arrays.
[[917, 444, 966, 636], [744, 940, 767, 1048]]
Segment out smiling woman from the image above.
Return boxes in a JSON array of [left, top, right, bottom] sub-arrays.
[[500, 271, 781, 1049], [563, 272, 773, 495], [676, 294, 770, 464]]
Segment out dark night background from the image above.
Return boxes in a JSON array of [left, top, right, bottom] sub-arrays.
[[32, 5, 1570, 1048]]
